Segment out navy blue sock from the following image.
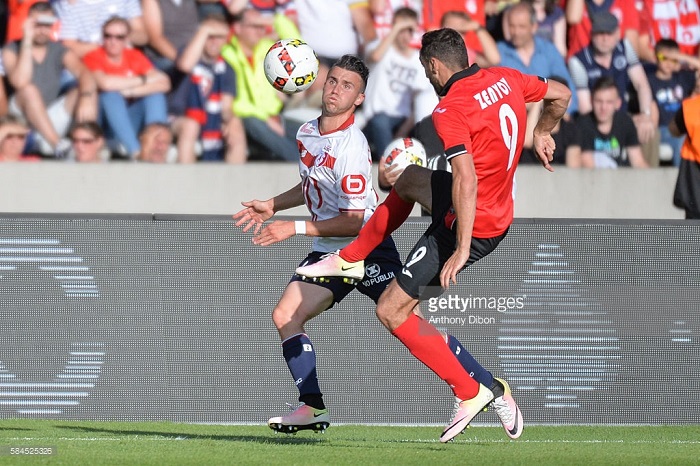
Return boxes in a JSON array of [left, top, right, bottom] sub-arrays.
[[282, 334, 325, 409], [447, 334, 494, 389]]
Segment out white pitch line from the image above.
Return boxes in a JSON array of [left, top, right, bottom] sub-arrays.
[[4, 437, 185, 442], [393, 438, 700, 445], [4, 436, 700, 445]]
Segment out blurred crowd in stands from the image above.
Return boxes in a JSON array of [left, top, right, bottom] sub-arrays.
[[0, 0, 699, 168]]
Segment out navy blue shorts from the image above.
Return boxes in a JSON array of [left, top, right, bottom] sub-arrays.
[[290, 237, 401, 307]]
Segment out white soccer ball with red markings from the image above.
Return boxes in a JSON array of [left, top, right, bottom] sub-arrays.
[[383, 137, 427, 170], [263, 39, 319, 94]]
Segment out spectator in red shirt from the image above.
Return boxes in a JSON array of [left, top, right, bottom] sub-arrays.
[[82, 16, 170, 159]]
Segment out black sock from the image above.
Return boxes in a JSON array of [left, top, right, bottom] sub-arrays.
[[300, 393, 325, 410], [490, 378, 505, 398]]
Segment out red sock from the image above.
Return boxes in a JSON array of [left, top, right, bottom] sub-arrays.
[[340, 189, 414, 262], [392, 314, 479, 400]]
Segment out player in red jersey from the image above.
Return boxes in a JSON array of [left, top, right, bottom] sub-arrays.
[[297, 28, 571, 442]]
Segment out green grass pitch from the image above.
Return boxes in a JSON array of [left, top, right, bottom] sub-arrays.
[[1, 420, 699, 465]]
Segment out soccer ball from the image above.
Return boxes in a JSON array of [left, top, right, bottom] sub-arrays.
[[383, 138, 427, 170], [263, 38, 319, 94]]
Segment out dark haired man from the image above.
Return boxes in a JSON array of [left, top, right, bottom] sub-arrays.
[[578, 76, 647, 168], [297, 28, 571, 442], [233, 55, 398, 434], [2, 1, 97, 157]]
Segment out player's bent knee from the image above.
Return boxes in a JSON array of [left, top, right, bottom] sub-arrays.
[[374, 302, 392, 330], [272, 301, 325, 331], [375, 284, 415, 331], [376, 301, 414, 332], [271, 305, 297, 330]]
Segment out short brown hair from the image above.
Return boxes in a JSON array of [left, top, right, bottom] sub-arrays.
[[102, 16, 131, 35]]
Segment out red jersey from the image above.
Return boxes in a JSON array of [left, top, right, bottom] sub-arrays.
[[432, 65, 548, 238], [82, 47, 153, 77]]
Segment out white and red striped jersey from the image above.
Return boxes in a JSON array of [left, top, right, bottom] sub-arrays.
[[296, 115, 378, 253]]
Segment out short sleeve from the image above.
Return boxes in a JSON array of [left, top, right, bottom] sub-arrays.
[[124, 0, 144, 19], [622, 39, 641, 67], [222, 63, 236, 97], [433, 100, 473, 161], [619, 112, 640, 147], [518, 71, 549, 104], [128, 49, 154, 75], [577, 115, 597, 152], [499, 66, 549, 103], [81, 49, 103, 72], [569, 120, 583, 147], [185, 79, 206, 124], [675, 105, 688, 135], [568, 55, 590, 90], [334, 133, 373, 212]]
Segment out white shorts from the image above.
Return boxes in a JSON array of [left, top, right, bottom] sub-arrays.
[[10, 93, 73, 154]]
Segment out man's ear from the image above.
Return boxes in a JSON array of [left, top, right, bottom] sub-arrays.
[[429, 57, 439, 75]]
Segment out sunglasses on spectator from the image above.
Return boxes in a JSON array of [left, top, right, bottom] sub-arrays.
[[104, 32, 128, 41], [4, 133, 28, 140], [657, 53, 679, 63], [71, 137, 98, 144], [243, 23, 267, 30]]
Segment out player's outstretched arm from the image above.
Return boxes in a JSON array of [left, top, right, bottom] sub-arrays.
[[233, 183, 304, 235], [533, 80, 571, 172], [252, 211, 365, 247]]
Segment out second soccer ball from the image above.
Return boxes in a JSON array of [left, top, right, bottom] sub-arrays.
[[383, 137, 427, 170]]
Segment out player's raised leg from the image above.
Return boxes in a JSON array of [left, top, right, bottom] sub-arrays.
[[268, 281, 333, 433], [375, 280, 493, 442], [295, 165, 433, 280]]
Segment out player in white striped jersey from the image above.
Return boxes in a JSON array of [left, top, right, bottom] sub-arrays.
[[295, 111, 378, 253], [233, 55, 402, 433]]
